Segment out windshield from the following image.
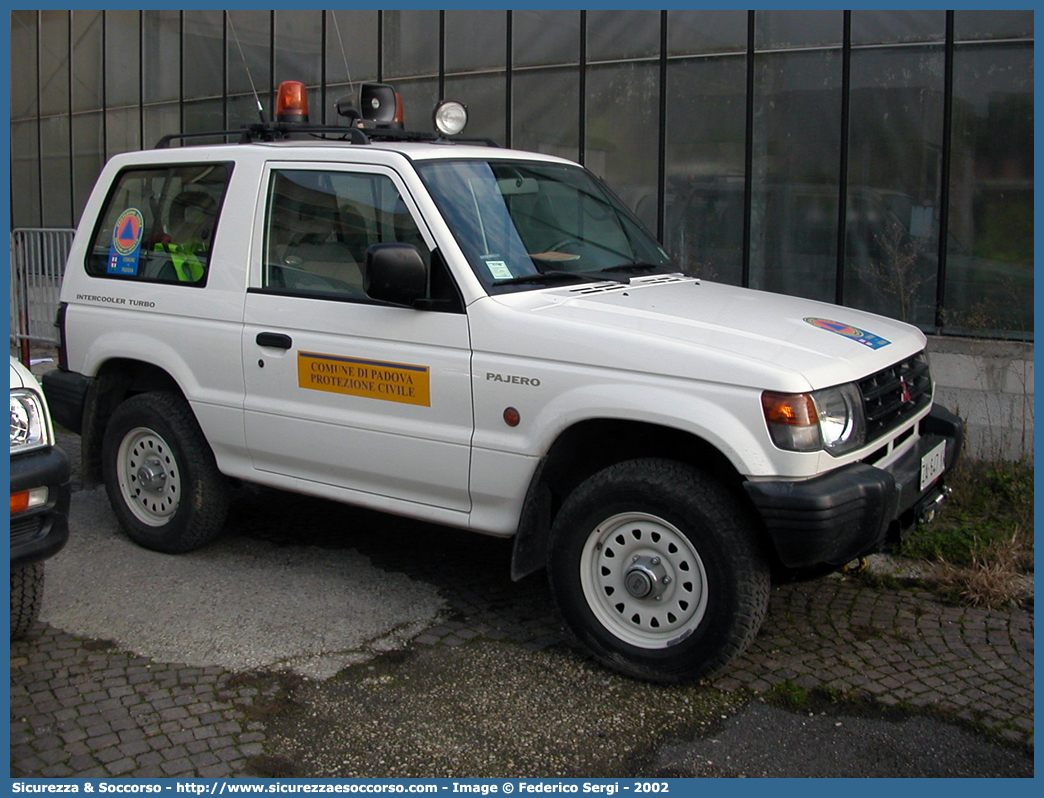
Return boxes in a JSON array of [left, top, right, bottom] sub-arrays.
[[417, 160, 674, 292]]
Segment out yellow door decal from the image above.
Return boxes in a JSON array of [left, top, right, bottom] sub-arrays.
[[298, 351, 431, 407]]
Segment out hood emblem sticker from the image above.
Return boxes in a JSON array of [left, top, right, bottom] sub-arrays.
[[804, 317, 892, 350]]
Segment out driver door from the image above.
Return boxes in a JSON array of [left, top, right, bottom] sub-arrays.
[[241, 162, 474, 514]]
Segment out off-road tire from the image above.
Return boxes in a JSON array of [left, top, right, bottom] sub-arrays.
[[548, 458, 770, 683], [11, 562, 44, 640], [102, 391, 228, 554]]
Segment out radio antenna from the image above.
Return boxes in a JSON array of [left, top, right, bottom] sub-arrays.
[[331, 12, 355, 99], [226, 11, 268, 125]]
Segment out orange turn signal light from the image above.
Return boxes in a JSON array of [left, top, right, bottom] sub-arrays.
[[762, 391, 818, 426], [11, 487, 47, 515]]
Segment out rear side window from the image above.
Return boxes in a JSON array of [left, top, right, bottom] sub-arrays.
[[86, 163, 232, 286]]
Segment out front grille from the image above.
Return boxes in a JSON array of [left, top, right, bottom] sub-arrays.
[[859, 352, 932, 441]]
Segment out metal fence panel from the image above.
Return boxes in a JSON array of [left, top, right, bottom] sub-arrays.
[[10, 228, 75, 349]]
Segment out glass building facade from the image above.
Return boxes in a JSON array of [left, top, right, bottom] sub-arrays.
[[9, 10, 1034, 337]]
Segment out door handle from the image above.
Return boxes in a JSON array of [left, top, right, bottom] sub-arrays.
[[256, 332, 293, 350]]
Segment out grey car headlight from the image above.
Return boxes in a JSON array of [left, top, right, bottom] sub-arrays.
[[762, 382, 867, 456], [812, 382, 866, 455], [11, 389, 51, 453]]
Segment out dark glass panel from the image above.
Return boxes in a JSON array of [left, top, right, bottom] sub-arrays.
[[668, 10, 747, 56], [72, 11, 104, 113], [40, 10, 70, 117], [181, 99, 224, 147], [664, 55, 747, 284], [11, 11, 38, 120], [72, 113, 104, 224], [944, 43, 1033, 333], [274, 11, 323, 89], [445, 11, 506, 73], [443, 73, 507, 144], [40, 115, 72, 227], [106, 107, 140, 160], [844, 47, 944, 326], [587, 11, 660, 62], [226, 11, 271, 100], [511, 69, 580, 162], [755, 10, 843, 49], [954, 11, 1034, 42], [749, 49, 843, 302], [11, 120, 42, 228], [143, 11, 181, 104], [325, 11, 379, 91], [144, 103, 181, 151], [383, 10, 440, 78], [105, 11, 140, 108], [183, 11, 224, 100], [586, 62, 660, 231], [851, 10, 945, 45], [512, 11, 580, 68]]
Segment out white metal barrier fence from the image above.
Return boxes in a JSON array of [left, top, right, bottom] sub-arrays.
[[10, 228, 75, 357]]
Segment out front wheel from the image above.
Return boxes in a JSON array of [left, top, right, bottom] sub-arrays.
[[548, 459, 770, 683], [102, 391, 228, 554]]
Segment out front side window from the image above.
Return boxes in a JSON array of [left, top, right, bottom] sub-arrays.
[[417, 159, 673, 293], [87, 163, 231, 285], [264, 169, 428, 297]]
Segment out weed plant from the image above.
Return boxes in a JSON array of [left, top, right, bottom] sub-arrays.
[[901, 459, 1033, 606]]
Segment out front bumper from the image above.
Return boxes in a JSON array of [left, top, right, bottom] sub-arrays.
[[10, 445, 72, 568], [744, 404, 963, 570]]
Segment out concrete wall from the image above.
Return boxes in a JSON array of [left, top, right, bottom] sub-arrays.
[[926, 336, 1034, 462]]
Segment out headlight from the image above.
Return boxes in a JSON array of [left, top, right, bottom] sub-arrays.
[[762, 383, 866, 456], [11, 389, 51, 453], [812, 383, 866, 455]]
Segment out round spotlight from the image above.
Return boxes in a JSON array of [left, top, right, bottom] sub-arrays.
[[433, 100, 468, 137]]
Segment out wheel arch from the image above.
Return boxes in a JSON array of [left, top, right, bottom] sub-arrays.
[[80, 358, 187, 487], [510, 418, 746, 581]]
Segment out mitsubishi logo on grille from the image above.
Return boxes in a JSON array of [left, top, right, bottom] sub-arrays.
[[900, 376, 912, 403]]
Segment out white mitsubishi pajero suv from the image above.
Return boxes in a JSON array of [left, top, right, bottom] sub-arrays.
[[42, 81, 962, 683]]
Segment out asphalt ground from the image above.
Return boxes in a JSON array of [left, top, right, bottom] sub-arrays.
[[8, 426, 1035, 778]]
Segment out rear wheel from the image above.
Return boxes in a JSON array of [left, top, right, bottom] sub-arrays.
[[102, 391, 228, 553], [11, 562, 44, 640], [548, 458, 769, 683]]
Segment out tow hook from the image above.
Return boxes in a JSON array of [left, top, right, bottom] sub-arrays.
[[841, 557, 868, 575], [917, 485, 953, 525]]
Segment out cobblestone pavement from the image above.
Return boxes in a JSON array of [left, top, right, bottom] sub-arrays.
[[8, 428, 1034, 776]]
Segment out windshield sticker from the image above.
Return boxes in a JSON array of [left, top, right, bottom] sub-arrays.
[[804, 318, 891, 350], [107, 208, 145, 276], [485, 260, 514, 280], [298, 351, 430, 407]]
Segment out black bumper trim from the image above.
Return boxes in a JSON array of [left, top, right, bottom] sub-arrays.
[[744, 404, 964, 570], [10, 445, 72, 567]]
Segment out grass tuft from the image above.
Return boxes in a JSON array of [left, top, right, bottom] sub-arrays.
[[901, 459, 1033, 607]]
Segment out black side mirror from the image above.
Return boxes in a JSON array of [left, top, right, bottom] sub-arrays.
[[365, 243, 427, 307]]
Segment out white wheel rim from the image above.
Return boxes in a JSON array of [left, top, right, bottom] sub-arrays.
[[116, 426, 181, 527], [579, 511, 708, 649]]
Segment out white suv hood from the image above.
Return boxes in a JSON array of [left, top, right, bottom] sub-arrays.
[[486, 277, 927, 392]]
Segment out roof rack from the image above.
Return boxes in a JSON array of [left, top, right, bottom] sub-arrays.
[[155, 123, 366, 149], [154, 80, 498, 150], [154, 124, 498, 150]]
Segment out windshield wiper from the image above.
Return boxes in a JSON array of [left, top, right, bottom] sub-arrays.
[[494, 269, 628, 287]]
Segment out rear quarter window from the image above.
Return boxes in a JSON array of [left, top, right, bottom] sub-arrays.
[[85, 162, 232, 286]]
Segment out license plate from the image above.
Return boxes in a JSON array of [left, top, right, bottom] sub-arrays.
[[920, 441, 947, 491]]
